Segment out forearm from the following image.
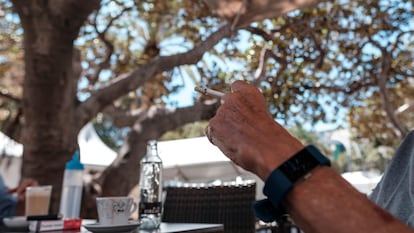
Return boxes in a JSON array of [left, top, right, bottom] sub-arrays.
[[205, 80, 412, 232], [284, 166, 412, 233]]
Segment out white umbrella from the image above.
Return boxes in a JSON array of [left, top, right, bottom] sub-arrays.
[[158, 137, 255, 182]]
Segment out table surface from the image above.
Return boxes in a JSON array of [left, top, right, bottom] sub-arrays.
[[139, 222, 224, 233], [1, 220, 224, 233]]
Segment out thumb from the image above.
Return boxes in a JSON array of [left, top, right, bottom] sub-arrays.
[[230, 80, 250, 92]]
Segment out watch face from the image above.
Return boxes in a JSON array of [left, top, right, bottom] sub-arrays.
[[279, 147, 321, 183]]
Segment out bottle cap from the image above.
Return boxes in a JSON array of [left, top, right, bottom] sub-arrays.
[[65, 151, 84, 170]]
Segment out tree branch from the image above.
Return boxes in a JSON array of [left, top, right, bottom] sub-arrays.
[[76, 24, 233, 128], [103, 100, 220, 129], [93, 100, 220, 196], [0, 91, 21, 104], [253, 48, 288, 86], [86, 4, 133, 84], [54, 0, 101, 25], [204, 0, 323, 28], [302, 78, 375, 95], [366, 33, 409, 137], [243, 26, 273, 41], [378, 54, 408, 137], [395, 102, 414, 115], [102, 105, 147, 127]]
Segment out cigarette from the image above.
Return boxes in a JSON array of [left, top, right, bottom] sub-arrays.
[[194, 86, 225, 98]]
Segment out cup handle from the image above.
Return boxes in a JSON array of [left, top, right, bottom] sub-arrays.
[[129, 202, 138, 216]]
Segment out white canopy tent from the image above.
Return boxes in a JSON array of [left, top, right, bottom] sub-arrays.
[[0, 131, 23, 157], [78, 123, 255, 181], [77, 123, 118, 168], [0, 124, 261, 193], [1, 124, 380, 197], [78, 124, 258, 183], [341, 171, 382, 195], [158, 137, 256, 182]]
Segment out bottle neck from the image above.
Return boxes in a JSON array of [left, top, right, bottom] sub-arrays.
[[145, 140, 161, 160]]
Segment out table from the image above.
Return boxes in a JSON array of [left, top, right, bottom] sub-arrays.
[[139, 223, 224, 233], [80, 220, 223, 233], [1, 220, 224, 233]]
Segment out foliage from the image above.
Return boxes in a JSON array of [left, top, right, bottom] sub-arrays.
[[76, 0, 223, 111], [212, 0, 414, 153], [0, 0, 24, 141], [178, 0, 414, 174], [82, 0, 414, 158], [160, 121, 208, 141], [349, 84, 414, 147]]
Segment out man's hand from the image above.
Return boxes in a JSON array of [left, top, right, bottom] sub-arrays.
[[8, 178, 39, 201], [206, 80, 303, 180]]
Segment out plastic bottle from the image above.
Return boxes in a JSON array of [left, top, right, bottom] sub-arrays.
[[139, 140, 163, 229], [59, 150, 84, 219]]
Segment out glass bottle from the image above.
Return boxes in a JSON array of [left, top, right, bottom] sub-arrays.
[[139, 140, 163, 229]]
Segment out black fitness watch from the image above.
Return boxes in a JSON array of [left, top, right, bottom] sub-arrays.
[[253, 145, 331, 222], [278, 145, 331, 183]]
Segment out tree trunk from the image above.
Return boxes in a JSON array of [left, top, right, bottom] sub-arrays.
[[6, 0, 332, 220], [12, 0, 99, 213], [11, 0, 224, 218]]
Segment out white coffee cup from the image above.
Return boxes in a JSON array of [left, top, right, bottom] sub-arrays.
[[96, 196, 138, 226]]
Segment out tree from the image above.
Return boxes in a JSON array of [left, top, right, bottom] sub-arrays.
[[6, 0, 219, 216], [2, 0, 413, 218], [220, 0, 414, 150], [1, 0, 319, 217]]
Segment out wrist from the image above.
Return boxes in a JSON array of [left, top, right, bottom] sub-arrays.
[[251, 121, 304, 180], [260, 141, 305, 180], [253, 145, 331, 222]]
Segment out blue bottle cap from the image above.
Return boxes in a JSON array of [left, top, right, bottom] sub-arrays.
[[66, 151, 84, 170]]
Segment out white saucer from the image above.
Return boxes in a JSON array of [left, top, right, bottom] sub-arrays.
[[3, 216, 29, 229], [84, 221, 140, 233]]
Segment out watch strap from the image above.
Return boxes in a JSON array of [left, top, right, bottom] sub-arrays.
[[253, 145, 330, 222], [253, 198, 286, 222]]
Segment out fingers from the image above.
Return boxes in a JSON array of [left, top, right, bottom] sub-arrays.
[[230, 80, 248, 92], [7, 187, 17, 194], [205, 123, 238, 162], [17, 178, 38, 193], [205, 124, 214, 145], [14, 178, 39, 201], [231, 80, 260, 93]]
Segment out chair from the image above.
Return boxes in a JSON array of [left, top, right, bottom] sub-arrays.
[[256, 215, 303, 233], [275, 216, 303, 233], [162, 180, 257, 233]]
